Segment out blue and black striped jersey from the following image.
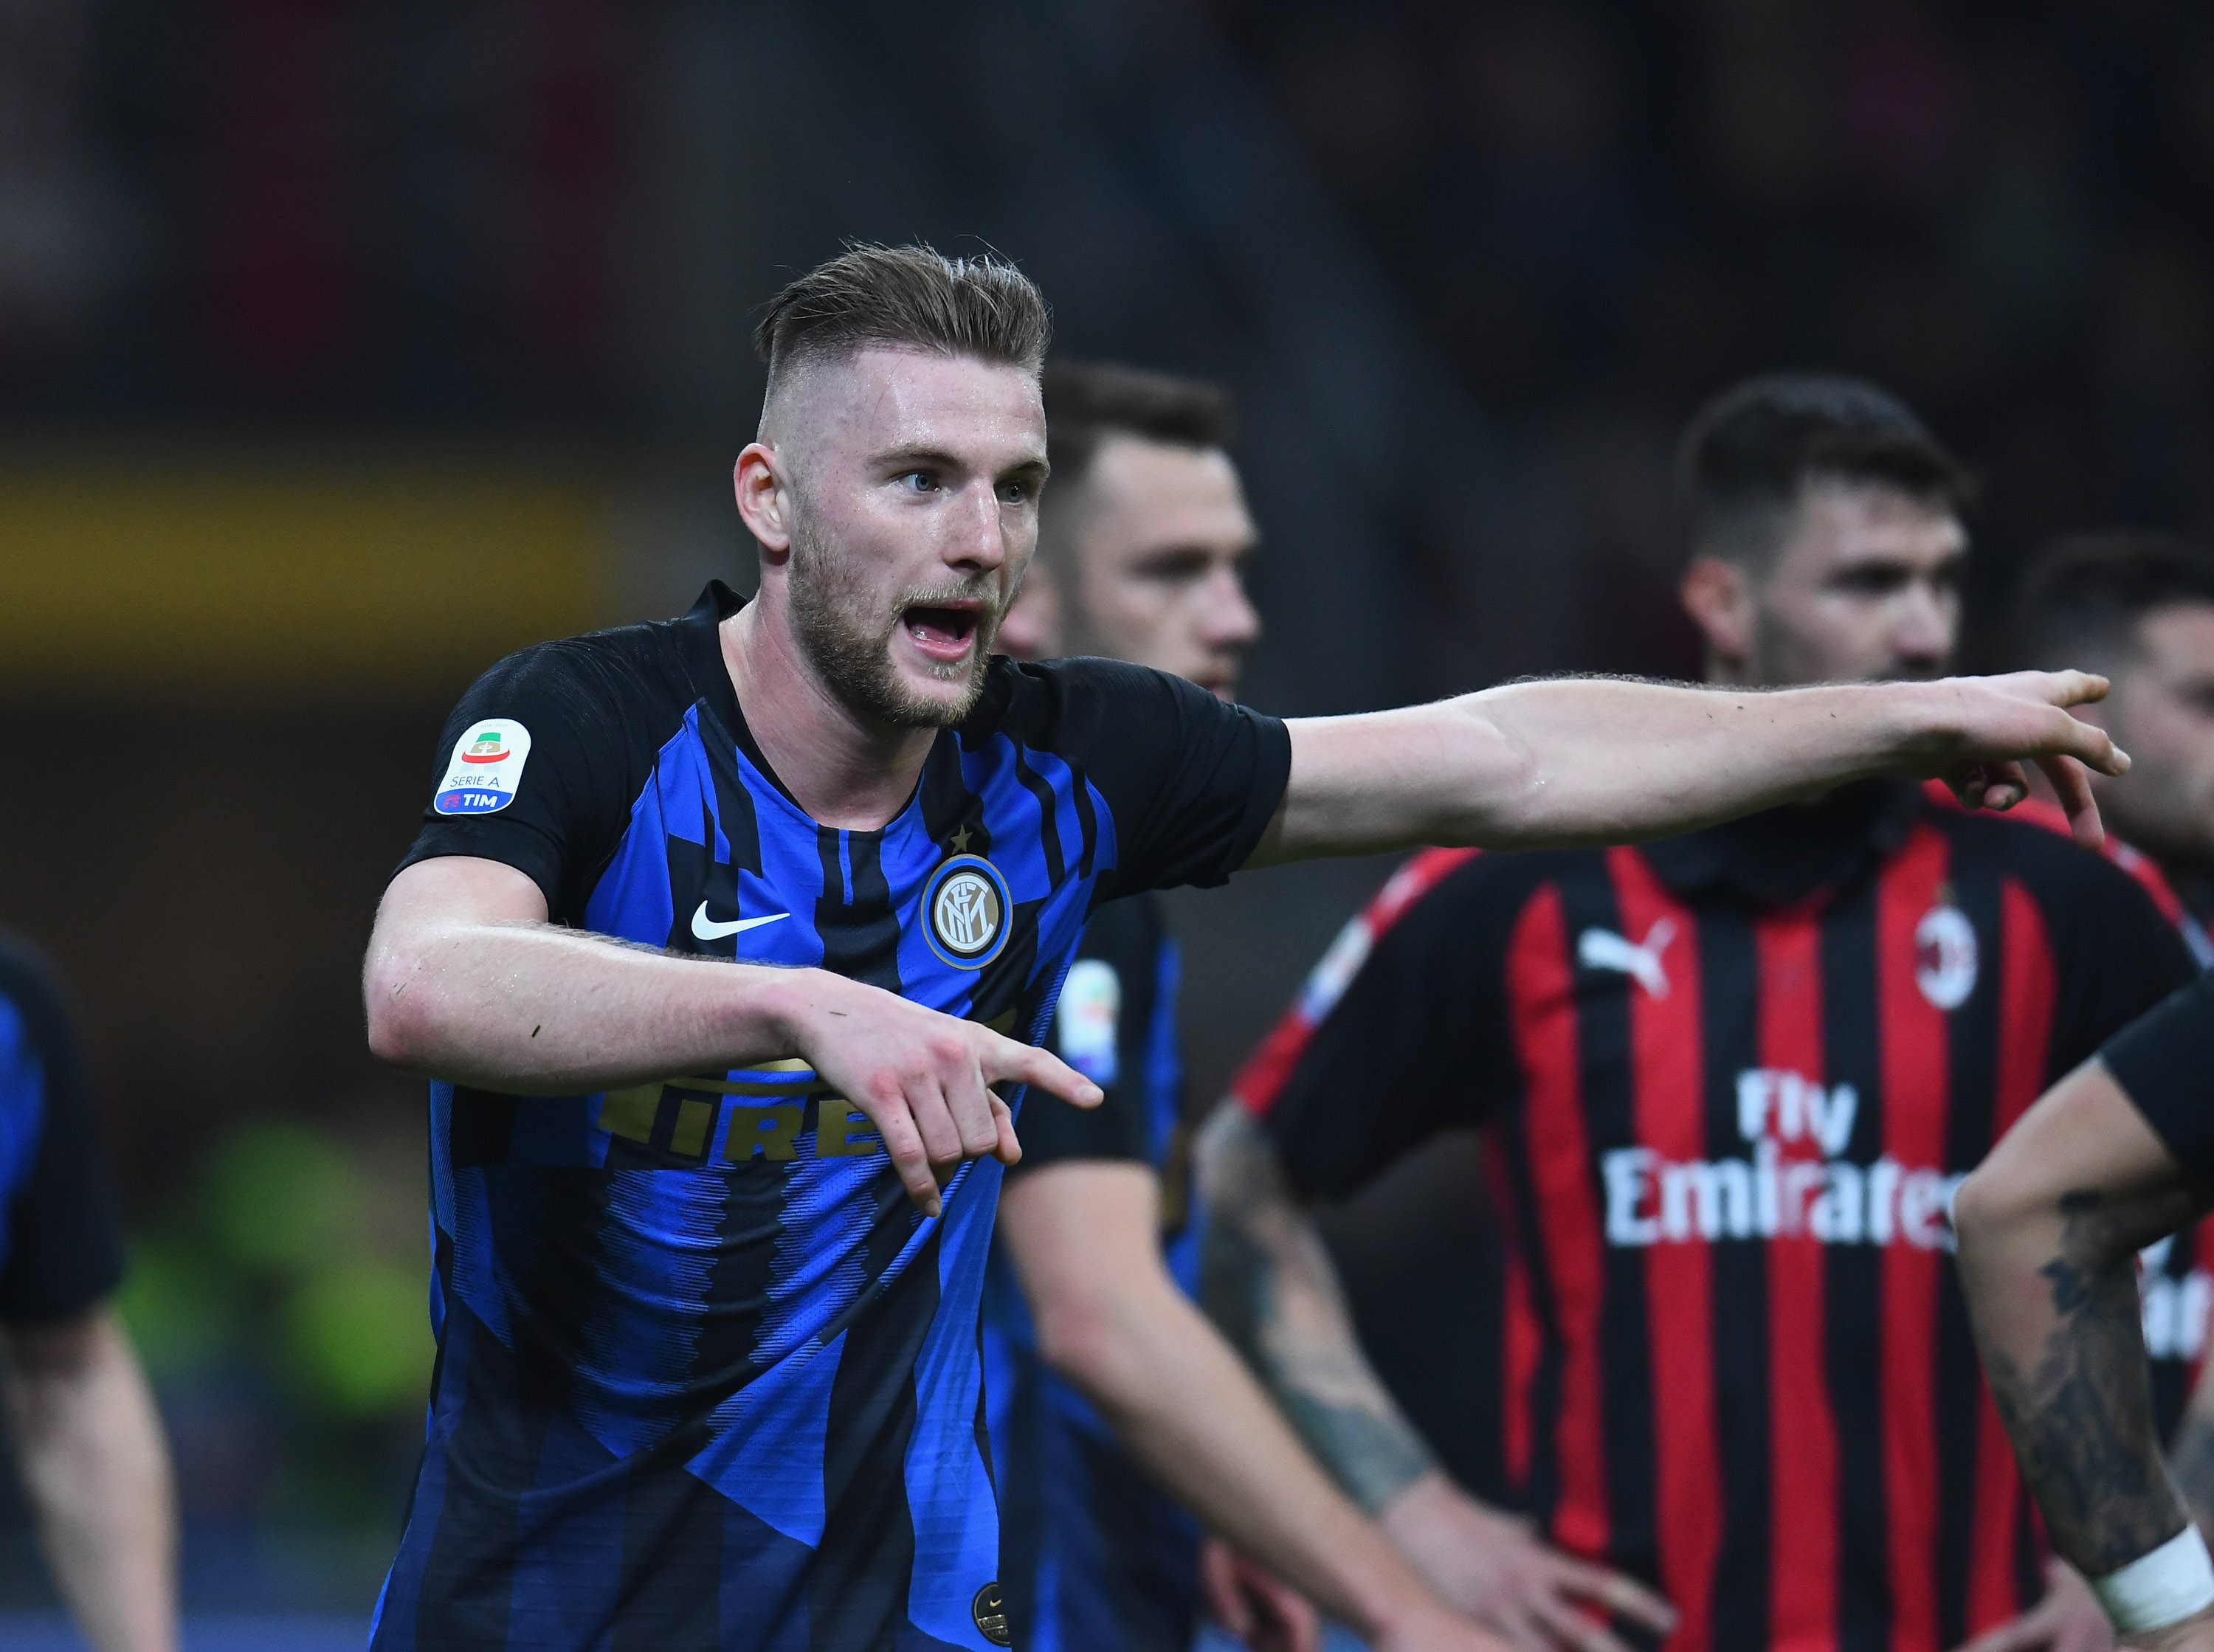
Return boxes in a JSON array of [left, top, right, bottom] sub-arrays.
[[370, 583, 1289, 1652]]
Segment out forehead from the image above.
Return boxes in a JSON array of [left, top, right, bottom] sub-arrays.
[[1075, 436, 1255, 553], [1773, 480, 1966, 576], [790, 346, 1045, 462]]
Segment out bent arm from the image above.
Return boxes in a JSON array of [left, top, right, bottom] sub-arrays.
[[365, 857, 1098, 1216], [1956, 1060, 2213, 1577], [365, 856, 815, 1093], [1193, 1107, 1438, 1510], [1256, 671, 2123, 865], [1, 1307, 176, 1652], [996, 1161, 1466, 1645]]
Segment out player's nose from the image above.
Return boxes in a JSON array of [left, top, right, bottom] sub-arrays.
[[948, 480, 1007, 572]]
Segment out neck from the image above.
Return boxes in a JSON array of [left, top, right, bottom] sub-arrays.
[[721, 596, 941, 831]]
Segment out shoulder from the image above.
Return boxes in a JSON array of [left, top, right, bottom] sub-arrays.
[[1920, 782, 2186, 920], [469, 614, 700, 722], [1932, 801, 2167, 902], [965, 654, 1212, 744]]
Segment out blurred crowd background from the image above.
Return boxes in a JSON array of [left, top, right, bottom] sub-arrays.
[[5, 0, 2214, 1617]]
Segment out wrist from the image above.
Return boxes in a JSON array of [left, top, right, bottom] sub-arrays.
[[736, 966, 833, 1064]]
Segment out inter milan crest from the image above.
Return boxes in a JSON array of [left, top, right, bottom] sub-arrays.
[[923, 854, 1011, 969]]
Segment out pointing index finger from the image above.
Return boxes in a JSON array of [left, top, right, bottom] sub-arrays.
[[985, 1035, 1104, 1109]]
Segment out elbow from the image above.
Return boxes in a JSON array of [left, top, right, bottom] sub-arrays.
[[1953, 1147, 2067, 1271], [362, 938, 438, 1071], [1031, 1285, 1157, 1409]]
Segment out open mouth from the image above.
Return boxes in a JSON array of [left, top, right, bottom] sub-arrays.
[[902, 603, 984, 665]]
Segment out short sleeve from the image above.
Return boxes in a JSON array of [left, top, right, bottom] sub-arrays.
[[1252, 863, 1514, 1202], [1008, 899, 1162, 1174], [1018, 660, 1289, 902], [2045, 852, 2201, 1076], [2103, 975, 2214, 1185], [0, 941, 123, 1323], [394, 640, 661, 919]]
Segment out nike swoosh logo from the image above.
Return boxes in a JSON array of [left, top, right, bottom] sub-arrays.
[[691, 902, 790, 942]]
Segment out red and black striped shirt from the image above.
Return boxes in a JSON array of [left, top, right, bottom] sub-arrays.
[[1234, 781, 2196, 1652]]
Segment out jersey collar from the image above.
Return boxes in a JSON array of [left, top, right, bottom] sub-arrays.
[[1641, 777, 1925, 908]]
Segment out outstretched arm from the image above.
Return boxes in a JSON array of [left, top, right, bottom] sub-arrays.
[[364, 857, 1100, 1215], [1956, 1060, 2214, 1647], [1196, 1107, 1676, 1652], [1254, 671, 2125, 865]]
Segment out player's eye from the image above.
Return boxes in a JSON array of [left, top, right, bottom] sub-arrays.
[[999, 480, 1033, 505], [897, 470, 939, 494]]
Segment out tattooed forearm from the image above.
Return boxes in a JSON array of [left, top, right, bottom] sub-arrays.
[[1196, 1107, 1437, 1513], [1970, 1186, 2205, 1575]]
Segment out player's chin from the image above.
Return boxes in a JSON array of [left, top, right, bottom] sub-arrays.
[[886, 648, 989, 724]]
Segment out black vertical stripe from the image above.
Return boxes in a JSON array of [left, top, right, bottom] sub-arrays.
[[1068, 762, 1100, 881], [812, 1229, 945, 1648], [1494, 1102, 1569, 1532], [1938, 833, 2007, 1639], [1819, 879, 1888, 1652], [1556, 860, 1658, 1575], [917, 736, 989, 859], [1693, 904, 1770, 1647], [613, 1463, 722, 1651], [1013, 754, 1066, 885], [815, 829, 903, 993], [417, 1169, 616, 1631]]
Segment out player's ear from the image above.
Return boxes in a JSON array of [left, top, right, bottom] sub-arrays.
[[1680, 555, 1754, 669], [735, 443, 794, 560]]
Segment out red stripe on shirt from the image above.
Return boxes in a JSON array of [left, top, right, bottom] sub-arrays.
[[1506, 882, 1610, 1557], [1877, 825, 1952, 1652], [1610, 848, 1721, 1652], [1968, 878, 2058, 1629], [1231, 847, 1480, 1117], [1503, 1245, 1541, 1493], [1757, 903, 1838, 1652]]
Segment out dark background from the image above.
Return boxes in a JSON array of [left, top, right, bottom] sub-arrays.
[[4, 0, 2212, 1614]]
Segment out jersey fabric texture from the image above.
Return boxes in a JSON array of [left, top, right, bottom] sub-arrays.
[[0, 936, 125, 1322], [981, 894, 1202, 1652], [372, 584, 1289, 1652], [1233, 781, 2195, 1652]]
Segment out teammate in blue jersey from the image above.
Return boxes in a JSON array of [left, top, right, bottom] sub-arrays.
[[985, 360, 1582, 1652], [362, 243, 2139, 1652], [0, 934, 176, 1652]]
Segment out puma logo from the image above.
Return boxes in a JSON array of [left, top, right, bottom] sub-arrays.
[[1577, 918, 1677, 998]]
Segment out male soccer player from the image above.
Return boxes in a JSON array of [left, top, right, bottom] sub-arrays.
[[2010, 531, 2214, 950], [1199, 374, 2194, 1652], [0, 933, 176, 1652], [987, 359, 1607, 1652], [360, 252, 2130, 1652]]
